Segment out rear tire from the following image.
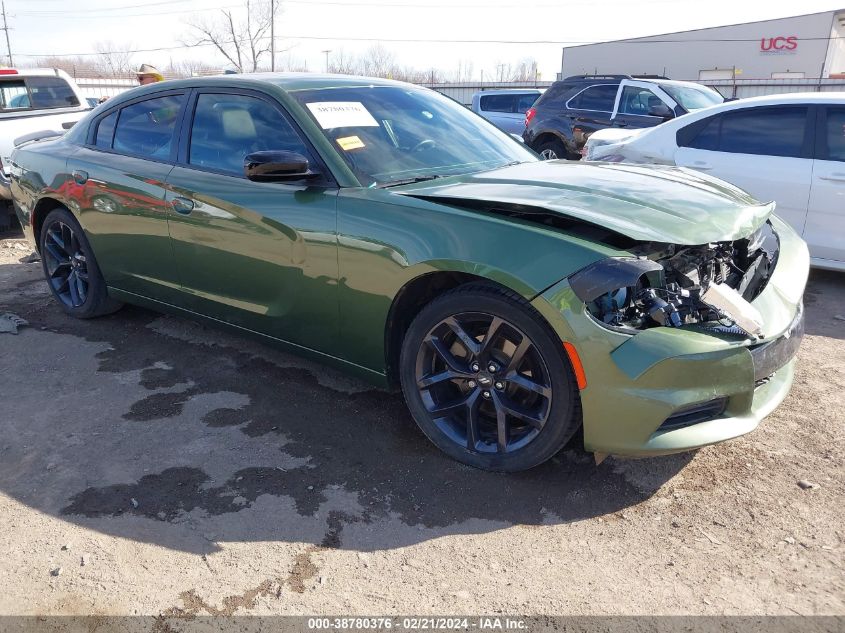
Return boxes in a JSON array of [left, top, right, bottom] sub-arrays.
[[39, 207, 122, 319], [535, 138, 570, 161], [400, 283, 582, 472]]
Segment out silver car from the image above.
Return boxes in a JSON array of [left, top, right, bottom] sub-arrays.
[[471, 89, 542, 135]]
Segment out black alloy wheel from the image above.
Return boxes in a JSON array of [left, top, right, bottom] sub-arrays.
[[415, 312, 552, 454], [401, 284, 581, 471], [43, 220, 89, 308], [39, 207, 122, 318]]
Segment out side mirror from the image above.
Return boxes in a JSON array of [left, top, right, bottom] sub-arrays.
[[648, 103, 674, 120], [243, 150, 319, 182]]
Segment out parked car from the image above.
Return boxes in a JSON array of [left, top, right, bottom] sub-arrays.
[[0, 68, 91, 229], [584, 92, 845, 272], [471, 89, 542, 135], [10, 74, 808, 471], [523, 74, 723, 159]]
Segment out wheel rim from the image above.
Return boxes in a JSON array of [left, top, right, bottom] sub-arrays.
[[43, 221, 89, 308], [415, 312, 553, 455], [540, 148, 558, 160]]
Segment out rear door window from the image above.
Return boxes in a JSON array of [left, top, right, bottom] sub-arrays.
[[113, 94, 185, 160], [679, 106, 808, 157], [569, 85, 618, 112], [718, 107, 807, 157]]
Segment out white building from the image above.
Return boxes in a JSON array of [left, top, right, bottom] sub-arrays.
[[561, 10, 845, 83]]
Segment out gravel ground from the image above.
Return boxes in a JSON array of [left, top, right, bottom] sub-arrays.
[[0, 229, 843, 620]]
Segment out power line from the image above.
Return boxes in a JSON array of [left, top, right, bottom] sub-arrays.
[[12, 34, 845, 58]]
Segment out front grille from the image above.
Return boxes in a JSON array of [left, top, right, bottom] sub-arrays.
[[657, 397, 728, 432], [749, 303, 804, 383]]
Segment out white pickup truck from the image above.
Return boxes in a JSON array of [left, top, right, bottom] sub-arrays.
[[0, 68, 92, 229]]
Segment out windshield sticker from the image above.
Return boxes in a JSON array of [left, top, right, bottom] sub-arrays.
[[306, 102, 379, 129], [336, 135, 366, 151]]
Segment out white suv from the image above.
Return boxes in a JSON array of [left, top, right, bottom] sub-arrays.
[[584, 93, 845, 271], [0, 68, 91, 229]]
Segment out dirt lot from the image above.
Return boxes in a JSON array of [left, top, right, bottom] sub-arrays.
[[0, 228, 843, 619]]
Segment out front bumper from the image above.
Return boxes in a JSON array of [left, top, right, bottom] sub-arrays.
[[532, 215, 810, 456]]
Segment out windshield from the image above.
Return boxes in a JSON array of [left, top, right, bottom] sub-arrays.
[[661, 84, 723, 111], [291, 85, 537, 186]]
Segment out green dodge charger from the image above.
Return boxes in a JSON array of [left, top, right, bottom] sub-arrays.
[[9, 74, 809, 471]]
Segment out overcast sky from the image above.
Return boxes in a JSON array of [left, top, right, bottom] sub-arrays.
[[5, 0, 844, 79]]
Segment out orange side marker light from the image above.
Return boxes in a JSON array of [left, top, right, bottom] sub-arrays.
[[563, 341, 587, 390]]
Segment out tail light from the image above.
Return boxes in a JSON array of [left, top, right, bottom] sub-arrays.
[[524, 107, 536, 127], [0, 68, 18, 75]]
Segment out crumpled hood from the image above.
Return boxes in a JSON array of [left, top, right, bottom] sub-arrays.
[[395, 160, 774, 245]]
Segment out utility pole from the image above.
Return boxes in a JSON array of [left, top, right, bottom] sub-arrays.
[[1, 0, 12, 67], [270, 0, 275, 71], [322, 49, 331, 73]]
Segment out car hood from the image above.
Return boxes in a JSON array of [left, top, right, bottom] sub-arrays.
[[395, 160, 774, 245]]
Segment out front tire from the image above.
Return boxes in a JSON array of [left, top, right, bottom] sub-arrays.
[[400, 284, 581, 472], [39, 207, 122, 318]]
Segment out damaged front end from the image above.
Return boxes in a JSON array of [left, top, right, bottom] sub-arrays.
[[569, 221, 780, 340]]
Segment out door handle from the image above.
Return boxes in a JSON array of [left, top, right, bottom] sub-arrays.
[[171, 197, 195, 215], [690, 161, 713, 170], [819, 173, 845, 182], [72, 169, 88, 185]]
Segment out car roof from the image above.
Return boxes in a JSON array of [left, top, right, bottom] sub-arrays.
[[173, 72, 413, 92], [718, 91, 845, 106], [472, 88, 543, 96]]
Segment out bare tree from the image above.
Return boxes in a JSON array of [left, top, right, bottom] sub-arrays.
[[164, 58, 220, 78], [94, 41, 136, 77], [327, 48, 358, 75], [184, 0, 279, 72], [509, 58, 539, 82], [358, 44, 396, 78], [451, 59, 475, 83], [27, 56, 101, 78]]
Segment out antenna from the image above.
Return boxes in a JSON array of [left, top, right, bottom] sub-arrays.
[[1, 0, 11, 67]]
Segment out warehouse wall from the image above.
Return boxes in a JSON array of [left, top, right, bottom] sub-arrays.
[[561, 10, 840, 80]]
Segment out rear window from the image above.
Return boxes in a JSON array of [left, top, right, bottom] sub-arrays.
[[479, 93, 538, 114], [27, 76, 80, 109], [479, 94, 517, 113]]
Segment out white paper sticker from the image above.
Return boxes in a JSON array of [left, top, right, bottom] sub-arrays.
[[306, 102, 379, 129]]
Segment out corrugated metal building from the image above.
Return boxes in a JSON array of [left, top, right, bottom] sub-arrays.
[[560, 9, 845, 82]]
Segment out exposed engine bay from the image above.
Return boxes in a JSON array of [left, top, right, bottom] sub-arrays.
[[570, 222, 780, 339]]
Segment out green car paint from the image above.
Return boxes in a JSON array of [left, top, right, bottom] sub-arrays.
[[9, 73, 809, 458]]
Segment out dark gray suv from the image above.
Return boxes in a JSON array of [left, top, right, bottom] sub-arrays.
[[523, 74, 723, 159]]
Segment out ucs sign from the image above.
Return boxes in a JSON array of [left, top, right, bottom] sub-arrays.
[[760, 36, 798, 52]]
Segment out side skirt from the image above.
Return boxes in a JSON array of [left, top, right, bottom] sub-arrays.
[[107, 287, 391, 389]]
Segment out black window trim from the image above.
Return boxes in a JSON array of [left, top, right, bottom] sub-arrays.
[[0, 75, 82, 114], [175, 86, 337, 187], [83, 88, 189, 167], [677, 104, 816, 159], [816, 104, 845, 163], [564, 83, 620, 114]]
